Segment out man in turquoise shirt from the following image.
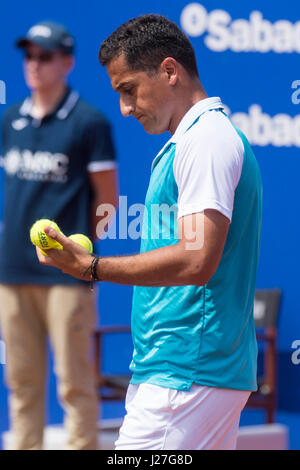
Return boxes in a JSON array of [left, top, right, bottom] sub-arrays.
[[36, 14, 262, 450]]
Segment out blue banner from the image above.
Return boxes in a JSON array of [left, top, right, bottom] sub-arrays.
[[0, 0, 299, 420]]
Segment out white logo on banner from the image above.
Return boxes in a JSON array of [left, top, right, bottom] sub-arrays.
[[226, 105, 300, 147], [291, 340, 300, 365], [181, 3, 300, 53], [0, 80, 6, 104], [291, 80, 300, 104]]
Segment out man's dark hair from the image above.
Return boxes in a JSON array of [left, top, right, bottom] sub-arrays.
[[99, 14, 199, 77]]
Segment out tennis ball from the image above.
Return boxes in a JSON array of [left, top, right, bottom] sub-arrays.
[[69, 234, 93, 254], [30, 219, 63, 252]]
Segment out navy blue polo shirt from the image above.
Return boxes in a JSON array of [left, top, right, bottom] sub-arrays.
[[0, 88, 116, 284]]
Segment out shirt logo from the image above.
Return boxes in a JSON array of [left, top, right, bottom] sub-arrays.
[[2, 148, 69, 183], [12, 118, 29, 131]]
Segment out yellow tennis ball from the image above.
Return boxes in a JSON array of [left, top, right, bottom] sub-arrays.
[[30, 219, 63, 251], [69, 234, 93, 254]]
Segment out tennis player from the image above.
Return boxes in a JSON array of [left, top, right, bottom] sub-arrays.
[[36, 14, 262, 450]]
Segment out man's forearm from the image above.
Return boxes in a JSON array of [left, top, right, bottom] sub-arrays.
[[96, 243, 206, 286], [38, 211, 223, 287]]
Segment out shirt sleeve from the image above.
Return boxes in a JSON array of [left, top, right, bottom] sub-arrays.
[[173, 124, 244, 222], [84, 114, 117, 173]]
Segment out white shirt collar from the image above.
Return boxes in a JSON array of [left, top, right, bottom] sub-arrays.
[[19, 97, 33, 116], [19, 90, 79, 120], [151, 97, 224, 171], [170, 96, 224, 143]]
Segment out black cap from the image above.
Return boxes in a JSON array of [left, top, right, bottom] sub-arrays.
[[16, 21, 75, 55]]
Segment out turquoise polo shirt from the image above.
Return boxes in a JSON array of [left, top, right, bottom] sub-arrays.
[[130, 97, 262, 392]]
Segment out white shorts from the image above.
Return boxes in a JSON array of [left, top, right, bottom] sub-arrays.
[[115, 383, 250, 450]]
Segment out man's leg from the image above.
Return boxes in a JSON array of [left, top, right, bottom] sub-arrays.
[[115, 383, 250, 450], [46, 285, 99, 450], [0, 284, 47, 450]]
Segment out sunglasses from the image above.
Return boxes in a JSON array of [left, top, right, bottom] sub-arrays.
[[24, 51, 55, 63]]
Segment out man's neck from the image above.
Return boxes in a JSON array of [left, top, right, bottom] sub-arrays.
[[31, 82, 68, 119], [169, 79, 208, 136]]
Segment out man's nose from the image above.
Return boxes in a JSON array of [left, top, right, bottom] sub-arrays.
[[26, 60, 40, 71], [120, 97, 134, 117]]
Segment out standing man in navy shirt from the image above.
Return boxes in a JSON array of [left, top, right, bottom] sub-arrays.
[[0, 21, 118, 450]]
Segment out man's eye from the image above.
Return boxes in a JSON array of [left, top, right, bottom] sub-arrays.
[[124, 88, 133, 95]]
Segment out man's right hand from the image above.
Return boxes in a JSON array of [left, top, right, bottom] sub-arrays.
[[36, 227, 93, 280]]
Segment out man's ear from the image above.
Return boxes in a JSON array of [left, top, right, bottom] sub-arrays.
[[161, 57, 178, 85], [65, 55, 75, 76]]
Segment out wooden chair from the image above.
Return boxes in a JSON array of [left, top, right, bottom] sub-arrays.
[[245, 288, 282, 423], [94, 325, 131, 401]]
